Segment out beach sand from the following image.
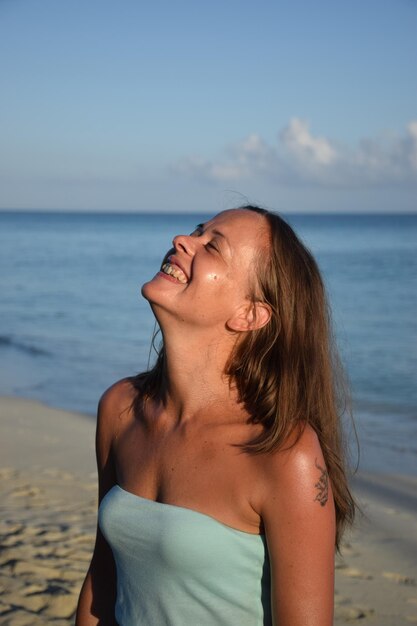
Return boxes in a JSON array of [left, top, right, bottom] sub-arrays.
[[0, 396, 416, 625]]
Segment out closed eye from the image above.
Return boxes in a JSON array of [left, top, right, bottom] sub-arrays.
[[191, 224, 221, 254], [190, 226, 217, 249]]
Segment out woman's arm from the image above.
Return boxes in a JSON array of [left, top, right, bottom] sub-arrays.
[[75, 528, 117, 626], [76, 382, 128, 625], [260, 425, 336, 626]]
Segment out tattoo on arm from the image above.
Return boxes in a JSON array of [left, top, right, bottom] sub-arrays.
[[314, 458, 329, 506]]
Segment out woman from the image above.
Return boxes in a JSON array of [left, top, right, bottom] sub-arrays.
[[76, 205, 355, 625]]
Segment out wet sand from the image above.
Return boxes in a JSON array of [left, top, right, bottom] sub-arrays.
[[0, 395, 416, 625]]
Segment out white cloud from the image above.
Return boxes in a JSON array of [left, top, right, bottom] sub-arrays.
[[175, 133, 279, 182], [280, 118, 338, 166], [173, 118, 417, 188]]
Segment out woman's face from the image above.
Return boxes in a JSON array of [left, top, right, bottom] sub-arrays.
[[142, 208, 269, 331]]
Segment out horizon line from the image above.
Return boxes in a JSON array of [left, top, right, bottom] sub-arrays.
[[1, 208, 416, 216]]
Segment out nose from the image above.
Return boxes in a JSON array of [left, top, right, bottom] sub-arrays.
[[172, 234, 195, 255]]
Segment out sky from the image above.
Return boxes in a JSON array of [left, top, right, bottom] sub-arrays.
[[0, 0, 416, 213]]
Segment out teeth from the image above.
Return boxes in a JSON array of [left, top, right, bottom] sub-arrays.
[[161, 263, 188, 284]]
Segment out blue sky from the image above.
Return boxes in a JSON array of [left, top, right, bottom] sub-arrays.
[[0, 0, 416, 212]]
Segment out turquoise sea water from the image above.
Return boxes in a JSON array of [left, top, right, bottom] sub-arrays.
[[0, 211, 416, 475]]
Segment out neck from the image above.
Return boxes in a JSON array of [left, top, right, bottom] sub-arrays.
[[155, 324, 243, 425]]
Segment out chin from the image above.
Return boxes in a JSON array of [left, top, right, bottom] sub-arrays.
[[141, 275, 169, 306], [141, 279, 154, 302]]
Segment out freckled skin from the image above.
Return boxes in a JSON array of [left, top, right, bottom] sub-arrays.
[[142, 209, 268, 332]]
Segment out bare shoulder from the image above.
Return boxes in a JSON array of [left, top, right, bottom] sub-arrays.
[[99, 376, 137, 411], [96, 378, 138, 457], [255, 424, 335, 526], [98, 378, 137, 431]]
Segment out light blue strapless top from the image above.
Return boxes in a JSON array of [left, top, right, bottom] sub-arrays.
[[99, 485, 272, 626]]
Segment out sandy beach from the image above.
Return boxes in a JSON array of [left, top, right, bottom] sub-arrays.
[[0, 395, 416, 625]]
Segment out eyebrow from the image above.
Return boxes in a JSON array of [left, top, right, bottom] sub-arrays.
[[195, 223, 229, 242]]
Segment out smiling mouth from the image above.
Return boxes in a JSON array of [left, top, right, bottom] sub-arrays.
[[160, 262, 188, 284]]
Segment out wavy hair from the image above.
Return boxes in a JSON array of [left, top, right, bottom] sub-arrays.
[[130, 205, 356, 549]]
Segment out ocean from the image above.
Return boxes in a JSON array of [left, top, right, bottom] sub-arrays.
[[0, 211, 416, 475]]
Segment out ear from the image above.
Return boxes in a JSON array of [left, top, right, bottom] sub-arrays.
[[227, 301, 271, 332]]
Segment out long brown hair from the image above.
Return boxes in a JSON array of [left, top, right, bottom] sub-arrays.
[[130, 205, 356, 549]]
